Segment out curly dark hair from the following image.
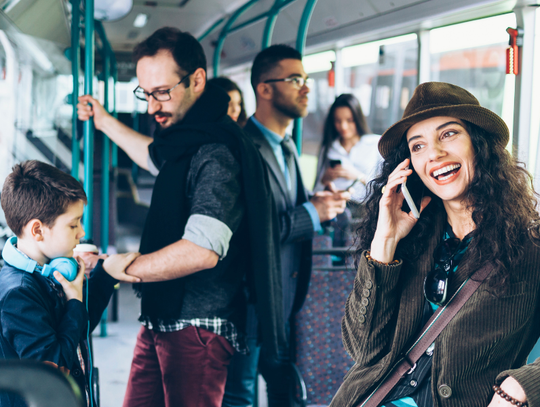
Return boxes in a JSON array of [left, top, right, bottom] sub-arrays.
[[356, 120, 540, 290]]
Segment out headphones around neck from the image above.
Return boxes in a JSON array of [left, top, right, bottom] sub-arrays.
[[2, 236, 78, 283]]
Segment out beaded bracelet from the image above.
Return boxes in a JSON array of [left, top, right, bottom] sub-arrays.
[[492, 385, 528, 406], [365, 251, 399, 266]]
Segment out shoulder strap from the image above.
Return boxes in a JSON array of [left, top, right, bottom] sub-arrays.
[[360, 262, 494, 407]]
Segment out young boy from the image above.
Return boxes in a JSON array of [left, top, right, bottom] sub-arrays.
[[0, 160, 140, 407]]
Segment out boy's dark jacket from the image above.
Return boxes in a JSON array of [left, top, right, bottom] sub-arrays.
[[0, 260, 117, 407]]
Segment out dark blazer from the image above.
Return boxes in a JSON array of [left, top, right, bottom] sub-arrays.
[[0, 261, 117, 407], [331, 214, 540, 407], [244, 117, 313, 321]]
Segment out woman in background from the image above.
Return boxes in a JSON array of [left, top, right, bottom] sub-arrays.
[[314, 93, 382, 202], [207, 76, 247, 127]]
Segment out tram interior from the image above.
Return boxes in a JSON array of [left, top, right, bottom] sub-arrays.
[[1, 0, 540, 406]]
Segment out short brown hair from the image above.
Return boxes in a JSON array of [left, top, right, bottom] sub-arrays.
[[1, 161, 87, 236], [133, 27, 206, 87]]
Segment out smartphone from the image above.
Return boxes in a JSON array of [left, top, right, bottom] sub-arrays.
[[401, 170, 424, 219], [329, 159, 342, 168], [344, 178, 360, 191]]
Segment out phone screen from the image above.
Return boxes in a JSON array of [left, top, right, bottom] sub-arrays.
[[329, 159, 342, 168], [401, 170, 424, 218]]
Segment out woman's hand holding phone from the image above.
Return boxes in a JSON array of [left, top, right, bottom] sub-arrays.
[[370, 158, 431, 263], [321, 164, 361, 186]]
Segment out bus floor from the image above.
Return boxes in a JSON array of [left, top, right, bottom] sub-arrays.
[[91, 282, 268, 407]]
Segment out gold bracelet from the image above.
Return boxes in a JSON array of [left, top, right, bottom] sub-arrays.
[[493, 385, 528, 407], [365, 251, 399, 266]]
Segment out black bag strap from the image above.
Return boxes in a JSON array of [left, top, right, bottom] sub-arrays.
[[359, 263, 494, 407]]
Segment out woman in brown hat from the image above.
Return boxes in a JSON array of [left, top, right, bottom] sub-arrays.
[[331, 82, 540, 407]]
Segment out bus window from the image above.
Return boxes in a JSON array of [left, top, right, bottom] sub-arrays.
[[342, 34, 418, 135], [429, 14, 516, 134], [302, 50, 336, 157]]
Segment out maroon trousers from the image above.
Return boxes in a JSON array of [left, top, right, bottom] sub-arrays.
[[123, 326, 234, 407]]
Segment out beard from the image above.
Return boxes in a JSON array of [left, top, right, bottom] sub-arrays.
[[272, 92, 308, 119]]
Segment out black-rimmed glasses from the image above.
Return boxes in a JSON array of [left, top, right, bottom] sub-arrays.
[[263, 76, 313, 89], [133, 70, 194, 102], [423, 237, 461, 306]]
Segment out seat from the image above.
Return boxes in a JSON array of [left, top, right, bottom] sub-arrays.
[[0, 360, 84, 407], [293, 241, 356, 406]]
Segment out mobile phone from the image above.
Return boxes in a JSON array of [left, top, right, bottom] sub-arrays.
[[329, 159, 342, 168], [344, 178, 360, 191], [401, 170, 424, 219]]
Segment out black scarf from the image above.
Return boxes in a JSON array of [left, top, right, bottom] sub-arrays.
[[135, 84, 286, 361]]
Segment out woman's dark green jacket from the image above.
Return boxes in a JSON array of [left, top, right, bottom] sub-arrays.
[[331, 215, 540, 407]]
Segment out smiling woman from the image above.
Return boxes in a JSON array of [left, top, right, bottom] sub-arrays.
[[331, 82, 540, 407]]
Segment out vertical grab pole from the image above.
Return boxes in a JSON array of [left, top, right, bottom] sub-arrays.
[[95, 21, 117, 337], [293, 0, 318, 154], [83, 0, 95, 240], [111, 57, 118, 169], [70, 0, 80, 179], [213, 0, 260, 77], [131, 110, 139, 183], [95, 22, 110, 256]]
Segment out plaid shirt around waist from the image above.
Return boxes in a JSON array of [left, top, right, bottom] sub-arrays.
[[139, 316, 246, 354]]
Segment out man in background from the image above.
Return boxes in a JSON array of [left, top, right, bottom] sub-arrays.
[[223, 44, 349, 407]]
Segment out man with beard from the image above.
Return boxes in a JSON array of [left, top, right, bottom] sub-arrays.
[[77, 27, 275, 407], [222, 44, 350, 407]]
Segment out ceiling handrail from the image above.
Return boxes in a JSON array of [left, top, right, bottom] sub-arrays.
[[213, 0, 260, 77]]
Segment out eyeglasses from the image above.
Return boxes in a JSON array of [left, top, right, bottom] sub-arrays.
[[263, 76, 313, 89], [133, 70, 194, 102], [423, 237, 461, 306]]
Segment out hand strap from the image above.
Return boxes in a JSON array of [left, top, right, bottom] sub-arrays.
[[360, 263, 494, 407]]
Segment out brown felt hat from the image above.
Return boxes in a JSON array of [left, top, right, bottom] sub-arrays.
[[378, 82, 509, 159]]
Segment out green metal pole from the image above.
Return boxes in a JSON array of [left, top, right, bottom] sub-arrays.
[[262, 0, 287, 49], [96, 21, 111, 255], [70, 0, 80, 179], [213, 0, 260, 77], [111, 57, 118, 169], [198, 17, 225, 42], [83, 0, 94, 240], [292, 0, 318, 154], [95, 21, 117, 338], [131, 111, 139, 183]]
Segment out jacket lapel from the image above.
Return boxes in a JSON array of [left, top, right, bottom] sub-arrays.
[[245, 119, 293, 206]]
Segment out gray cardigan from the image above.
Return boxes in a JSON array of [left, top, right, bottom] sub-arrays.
[[331, 216, 540, 407]]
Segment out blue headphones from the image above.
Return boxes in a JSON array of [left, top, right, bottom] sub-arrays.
[[2, 236, 78, 283]]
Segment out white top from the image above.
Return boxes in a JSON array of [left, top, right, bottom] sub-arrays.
[[314, 134, 383, 201]]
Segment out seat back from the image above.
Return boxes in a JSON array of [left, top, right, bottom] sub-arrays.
[[294, 265, 355, 406], [0, 360, 83, 407]]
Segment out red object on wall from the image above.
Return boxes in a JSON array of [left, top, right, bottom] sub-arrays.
[[506, 27, 520, 75], [328, 61, 335, 87]]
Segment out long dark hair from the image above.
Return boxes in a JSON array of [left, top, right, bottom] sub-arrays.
[[207, 76, 247, 127], [316, 94, 371, 177], [356, 120, 540, 290]]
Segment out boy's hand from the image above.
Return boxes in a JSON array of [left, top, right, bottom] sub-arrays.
[[54, 259, 85, 302], [103, 253, 141, 283]]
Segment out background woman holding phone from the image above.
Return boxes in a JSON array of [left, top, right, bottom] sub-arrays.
[[331, 82, 540, 407], [314, 93, 382, 201]]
